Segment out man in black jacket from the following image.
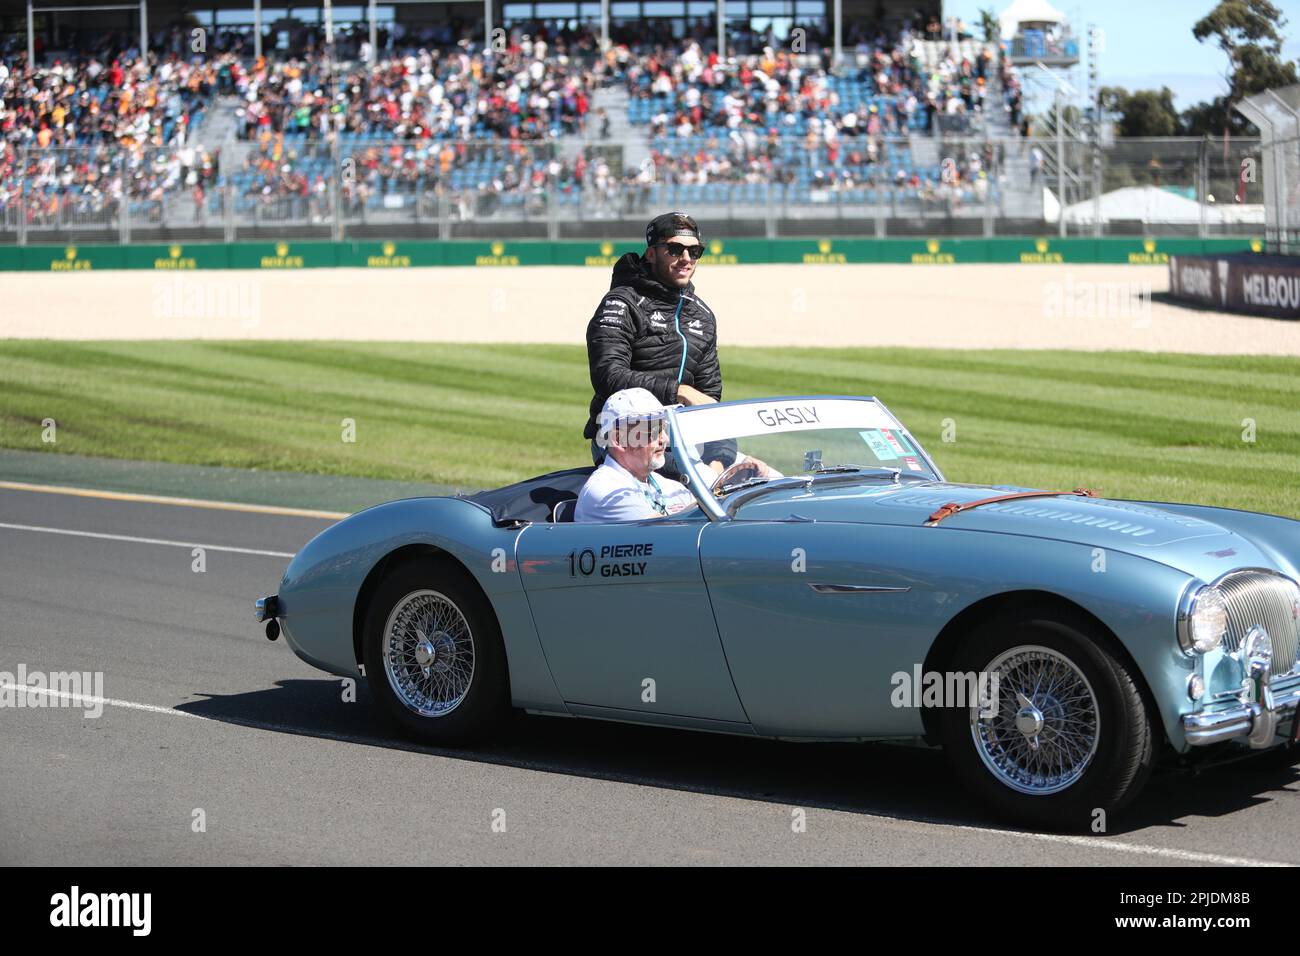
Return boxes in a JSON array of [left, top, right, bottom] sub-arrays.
[[584, 212, 723, 470]]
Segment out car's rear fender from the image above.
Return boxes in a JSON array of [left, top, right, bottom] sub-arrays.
[[277, 497, 565, 711]]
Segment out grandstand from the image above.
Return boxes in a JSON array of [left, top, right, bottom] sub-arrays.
[[0, 0, 1264, 243]]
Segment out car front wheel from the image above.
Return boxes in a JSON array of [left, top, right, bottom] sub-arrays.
[[939, 608, 1156, 831]]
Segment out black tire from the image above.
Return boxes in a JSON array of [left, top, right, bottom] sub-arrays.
[[938, 607, 1156, 831], [362, 555, 510, 746]]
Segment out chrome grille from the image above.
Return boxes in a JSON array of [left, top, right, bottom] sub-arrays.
[[1215, 570, 1300, 674]]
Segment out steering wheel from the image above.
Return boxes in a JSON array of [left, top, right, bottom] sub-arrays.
[[710, 457, 764, 496]]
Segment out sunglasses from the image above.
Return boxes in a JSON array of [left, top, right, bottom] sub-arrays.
[[659, 241, 704, 260], [612, 417, 667, 445]]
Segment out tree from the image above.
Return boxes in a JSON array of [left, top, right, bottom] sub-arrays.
[[1183, 0, 1299, 134], [977, 8, 1000, 44], [1098, 86, 1183, 137]]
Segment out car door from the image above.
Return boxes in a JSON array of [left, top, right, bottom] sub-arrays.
[[515, 513, 749, 725], [699, 520, 937, 738]]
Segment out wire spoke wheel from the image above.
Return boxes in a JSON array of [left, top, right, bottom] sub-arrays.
[[382, 589, 476, 718], [970, 645, 1100, 796]]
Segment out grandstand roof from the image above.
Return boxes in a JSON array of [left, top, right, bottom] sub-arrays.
[[998, 0, 1066, 39], [1, 0, 469, 24]]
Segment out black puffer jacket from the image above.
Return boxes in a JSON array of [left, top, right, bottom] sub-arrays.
[[582, 252, 722, 440]]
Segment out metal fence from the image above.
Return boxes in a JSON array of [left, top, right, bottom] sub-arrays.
[[1261, 131, 1300, 254], [0, 134, 1268, 244], [0, 142, 219, 243], [1236, 87, 1300, 255], [1054, 136, 1265, 238]]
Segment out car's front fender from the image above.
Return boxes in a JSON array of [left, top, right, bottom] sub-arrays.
[[701, 521, 1199, 746], [1127, 501, 1300, 582]]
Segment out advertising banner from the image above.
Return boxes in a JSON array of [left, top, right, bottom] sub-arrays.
[[1168, 253, 1300, 319]]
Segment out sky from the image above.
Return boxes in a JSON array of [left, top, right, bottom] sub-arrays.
[[942, 0, 1300, 109]]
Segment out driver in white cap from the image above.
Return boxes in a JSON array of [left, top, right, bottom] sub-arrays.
[[575, 388, 697, 523]]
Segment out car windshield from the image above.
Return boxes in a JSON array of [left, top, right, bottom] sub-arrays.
[[670, 397, 939, 495]]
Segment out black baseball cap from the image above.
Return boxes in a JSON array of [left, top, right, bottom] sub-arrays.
[[645, 212, 702, 247]]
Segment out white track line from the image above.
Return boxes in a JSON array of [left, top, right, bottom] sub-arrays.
[[1, 682, 207, 720], [3, 681, 1292, 867], [931, 821, 1292, 868], [0, 682, 383, 746], [0, 521, 294, 558]]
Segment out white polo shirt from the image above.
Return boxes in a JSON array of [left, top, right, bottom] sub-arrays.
[[575, 455, 697, 523]]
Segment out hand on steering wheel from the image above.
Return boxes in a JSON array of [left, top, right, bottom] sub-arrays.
[[710, 456, 766, 495]]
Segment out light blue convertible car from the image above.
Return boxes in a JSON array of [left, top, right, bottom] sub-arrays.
[[256, 396, 1300, 829]]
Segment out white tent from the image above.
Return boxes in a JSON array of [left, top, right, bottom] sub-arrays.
[[999, 0, 1067, 40], [1060, 185, 1264, 225]]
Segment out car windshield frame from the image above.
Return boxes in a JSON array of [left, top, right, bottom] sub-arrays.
[[665, 395, 944, 522]]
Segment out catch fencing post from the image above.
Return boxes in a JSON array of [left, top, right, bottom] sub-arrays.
[[16, 145, 27, 246], [1197, 137, 1208, 239], [368, 0, 376, 63], [833, 0, 842, 68], [120, 175, 130, 243], [982, 145, 994, 237], [223, 138, 235, 242], [331, 135, 343, 241], [1092, 133, 1102, 237], [1056, 92, 1066, 238]]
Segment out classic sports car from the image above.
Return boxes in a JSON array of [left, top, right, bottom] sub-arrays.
[[256, 396, 1300, 829]]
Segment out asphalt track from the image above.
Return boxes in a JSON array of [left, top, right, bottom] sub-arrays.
[[2, 484, 1298, 866]]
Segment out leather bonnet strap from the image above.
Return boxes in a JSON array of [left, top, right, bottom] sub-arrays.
[[926, 488, 1097, 526]]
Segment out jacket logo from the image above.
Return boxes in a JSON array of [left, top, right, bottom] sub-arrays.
[[649, 311, 668, 326]]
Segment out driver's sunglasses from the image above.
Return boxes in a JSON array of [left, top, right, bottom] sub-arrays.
[[618, 417, 667, 444], [659, 241, 704, 260]]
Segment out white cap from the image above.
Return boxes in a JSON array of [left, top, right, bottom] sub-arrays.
[[597, 387, 666, 447]]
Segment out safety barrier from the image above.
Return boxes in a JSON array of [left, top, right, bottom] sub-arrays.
[[0, 236, 1263, 271]]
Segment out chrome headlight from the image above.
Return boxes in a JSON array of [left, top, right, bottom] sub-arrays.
[[1179, 584, 1229, 655]]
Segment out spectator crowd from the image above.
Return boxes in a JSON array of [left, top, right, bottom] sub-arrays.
[[0, 13, 1026, 223], [0, 50, 221, 221]]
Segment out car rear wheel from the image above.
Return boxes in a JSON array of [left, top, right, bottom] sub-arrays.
[[362, 556, 510, 746], [938, 608, 1156, 831]]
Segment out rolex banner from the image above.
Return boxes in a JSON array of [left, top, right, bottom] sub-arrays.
[[3, 238, 1265, 272], [1169, 253, 1300, 319]]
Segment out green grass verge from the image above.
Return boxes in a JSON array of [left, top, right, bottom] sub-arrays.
[[0, 341, 1296, 516]]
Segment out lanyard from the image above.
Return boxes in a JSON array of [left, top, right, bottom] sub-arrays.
[[644, 473, 668, 516]]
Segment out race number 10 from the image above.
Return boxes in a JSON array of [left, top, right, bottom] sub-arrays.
[[568, 549, 596, 577]]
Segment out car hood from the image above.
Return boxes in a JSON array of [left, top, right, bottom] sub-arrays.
[[738, 480, 1275, 581]]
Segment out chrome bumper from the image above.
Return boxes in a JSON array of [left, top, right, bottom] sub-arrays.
[[1183, 683, 1300, 747], [254, 594, 280, 622]]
